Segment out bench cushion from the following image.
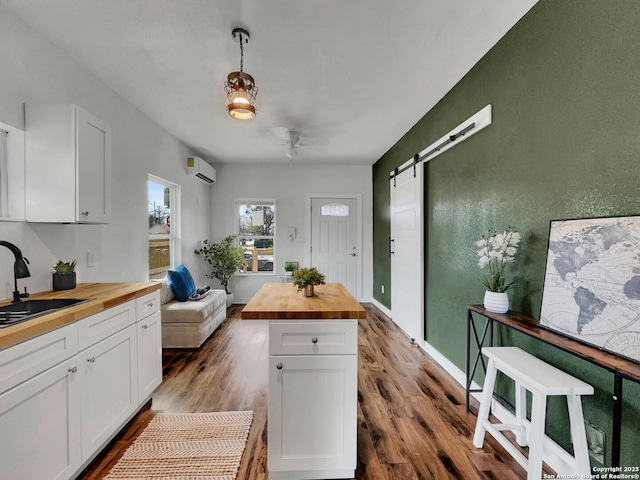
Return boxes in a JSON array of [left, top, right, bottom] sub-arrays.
[[161, 289, 226, 324]]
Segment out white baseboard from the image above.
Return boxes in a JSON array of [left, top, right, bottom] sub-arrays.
[[370, 298, 392, 318], [415, 338, 576, 475]]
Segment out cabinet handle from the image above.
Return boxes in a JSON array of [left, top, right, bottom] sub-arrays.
[[81, 211, 89, 217], [311, 337, 318, 344], [87, 357, 96, 363], [141, 324, 148, 329], [146, 302, 154, 308], [68, 366, 78, 373], [276, 363, 283, 370]]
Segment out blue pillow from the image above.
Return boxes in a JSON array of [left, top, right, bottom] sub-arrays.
[[167, 265, 196, 302]]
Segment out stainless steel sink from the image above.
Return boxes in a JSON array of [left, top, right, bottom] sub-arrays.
[[0, 298, 90, 328]]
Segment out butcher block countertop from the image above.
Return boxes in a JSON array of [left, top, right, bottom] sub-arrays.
[[0, 282, 160, 350], [241, 282, 366, 320]]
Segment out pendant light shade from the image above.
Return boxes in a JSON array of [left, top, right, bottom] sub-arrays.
[[224, 28, 258, 120]]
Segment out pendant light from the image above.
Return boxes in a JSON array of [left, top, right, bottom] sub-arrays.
[[224, 28, 258, 120]]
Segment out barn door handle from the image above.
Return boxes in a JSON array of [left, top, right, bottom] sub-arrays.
[[389, 237, 395, 255]]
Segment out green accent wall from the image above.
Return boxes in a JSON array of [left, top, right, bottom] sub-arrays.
[[372, 0, 640, 468]]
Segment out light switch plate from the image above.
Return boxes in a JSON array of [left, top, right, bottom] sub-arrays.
[[87, 251, 96, 268]]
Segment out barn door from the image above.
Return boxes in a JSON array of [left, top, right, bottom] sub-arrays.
[[390, 163, 423, 344]]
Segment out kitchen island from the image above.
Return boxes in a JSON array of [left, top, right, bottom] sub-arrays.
[[242, 282, 365, 480]]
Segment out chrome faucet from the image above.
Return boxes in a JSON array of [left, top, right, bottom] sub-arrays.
[[0, 241, 30, 303]]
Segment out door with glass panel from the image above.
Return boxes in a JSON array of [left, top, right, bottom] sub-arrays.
[[310, 197, 359, 298]]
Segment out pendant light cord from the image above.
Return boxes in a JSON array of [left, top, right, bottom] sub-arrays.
[[239, 32, 244, 73]]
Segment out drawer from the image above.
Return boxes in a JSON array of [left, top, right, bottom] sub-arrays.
[[269, 321, 358, 355], [78, 301, 135, 351], [0, 322, 78, 394], [136, 291, 160, 321]]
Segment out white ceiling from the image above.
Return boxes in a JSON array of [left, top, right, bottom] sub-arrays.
[[1, 0, 537, 165]]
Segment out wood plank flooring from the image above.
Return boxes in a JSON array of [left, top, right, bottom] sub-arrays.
[[80, 303, 548, 479]]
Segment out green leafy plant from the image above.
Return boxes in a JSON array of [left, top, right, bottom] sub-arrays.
[[194, 235, 244, 294], [284, 262, 295, 272], [475, 227, 520, 292], [52, 260, 77, 275], [292, 267, 326, 292]]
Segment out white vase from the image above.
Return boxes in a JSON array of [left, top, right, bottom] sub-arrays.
[[225, 292, 234, 307], [483, 291, 509, 313]]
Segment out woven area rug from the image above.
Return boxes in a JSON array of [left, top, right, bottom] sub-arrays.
[[105, 411, 254, 480]]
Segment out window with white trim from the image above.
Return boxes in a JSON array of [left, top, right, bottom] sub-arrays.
[[148, 175, 180, 279], [237, 199, 275, 273]]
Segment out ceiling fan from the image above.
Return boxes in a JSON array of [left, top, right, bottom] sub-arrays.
[[266, 127, 328, 161], [282, 130, 302, 159]]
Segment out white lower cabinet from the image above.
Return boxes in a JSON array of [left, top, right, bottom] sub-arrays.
[[136, 292, 162, 400], [0, 291, 162, 480], [0, 357, 81, 480], [136, 310, 162, 400], [268, 320, 358, 480], [80, 324, 138, 461]]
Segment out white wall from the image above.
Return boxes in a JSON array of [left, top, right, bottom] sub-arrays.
[[207, 163, 373, 302], [0, 4, 211, 299]]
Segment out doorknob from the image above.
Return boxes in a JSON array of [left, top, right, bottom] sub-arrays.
[[350, 253, 357, 257]]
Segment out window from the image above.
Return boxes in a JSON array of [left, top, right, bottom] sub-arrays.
[[148, 175, 180, 279], [320, 202, 350, 217], [237, 199, 275, 273]]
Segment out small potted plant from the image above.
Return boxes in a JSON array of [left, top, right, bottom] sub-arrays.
[[52, 260, 77, 291], [283, 262, 295, 278], [475, 227, 520, 313], [195, 235, 244, 306], [292, 267, 326, 297]]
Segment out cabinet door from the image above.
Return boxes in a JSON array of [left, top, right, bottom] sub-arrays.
[[76, 106, 111, 223], [25, 103, 76, 222], [25, 104, 111, 223], [80, 325, 138, 461], [268, 355, 357, 472], [0, 357, 81, 480], [137, 311, 162, 400]]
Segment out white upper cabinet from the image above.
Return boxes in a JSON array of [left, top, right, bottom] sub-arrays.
[[25, 104, 112, 223]]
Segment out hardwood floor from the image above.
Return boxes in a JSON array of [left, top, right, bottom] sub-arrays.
[[80, 303, 544, 479]]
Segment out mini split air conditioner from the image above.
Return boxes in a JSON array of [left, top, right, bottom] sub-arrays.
[[186, 156, 216, 185]]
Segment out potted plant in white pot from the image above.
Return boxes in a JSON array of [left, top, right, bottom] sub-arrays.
[[283, 262, 295, 278], [475, 227, 520, 313], [52, 260, 77, 291], [292, 267, 326, 297], [195, 235, 244, 306]]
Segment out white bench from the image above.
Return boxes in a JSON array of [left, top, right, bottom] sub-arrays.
[[154, 279, 227, 348], [473, 346, 594, 480]]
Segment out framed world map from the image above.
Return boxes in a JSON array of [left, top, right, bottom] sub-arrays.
[[540, 215, 640, 363]]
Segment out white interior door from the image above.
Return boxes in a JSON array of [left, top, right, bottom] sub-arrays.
[[390, 163, 423, 344], [311, 197, 359, 298]]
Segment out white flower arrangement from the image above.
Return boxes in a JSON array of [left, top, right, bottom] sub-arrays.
[[475, 227, 521, 293]]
